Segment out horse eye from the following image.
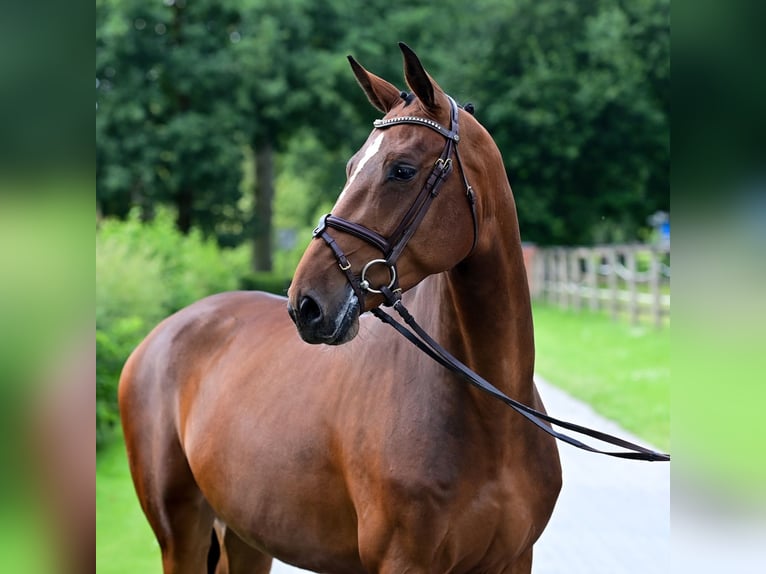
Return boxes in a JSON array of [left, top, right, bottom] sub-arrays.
[[391, 165, 417, 181]]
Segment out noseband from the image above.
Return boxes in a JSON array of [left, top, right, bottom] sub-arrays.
[[312, 96, 478, 305]]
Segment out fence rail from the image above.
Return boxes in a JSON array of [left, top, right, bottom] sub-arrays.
[[525, 244, 670, 327]]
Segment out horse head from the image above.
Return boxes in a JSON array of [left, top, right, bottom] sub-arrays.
[[288, 44, 482, 345]]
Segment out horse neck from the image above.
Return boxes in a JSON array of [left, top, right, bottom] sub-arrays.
[[423, 190, 536, 411]]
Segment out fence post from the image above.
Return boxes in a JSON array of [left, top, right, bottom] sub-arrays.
[[544, 249, 554, 304], [607, 246, 618, 320], [559, 248, 569, 309], [650, 247, 662, 328], [533, 245, 544, 300], [588, 248, 599, 312], [571, 249, 582, 311], [627, 246, 638, 325]]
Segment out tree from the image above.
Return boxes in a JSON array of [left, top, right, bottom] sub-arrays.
[[464, 0, 669, 245], [97, 0, 246, 242], [235, 0, 498, 270], [97, 0, 670, 261], [234, 0, 364, 270]]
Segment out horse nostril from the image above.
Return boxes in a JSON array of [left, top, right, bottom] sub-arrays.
[[299, 295, 323, 325]]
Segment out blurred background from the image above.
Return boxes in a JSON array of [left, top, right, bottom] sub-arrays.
[[94, 1, 672, 572], [4, 0, 766, 572], [96, 0, 669, 264]]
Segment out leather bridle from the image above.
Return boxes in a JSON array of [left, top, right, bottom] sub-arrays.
[[312, 96, 477, 306], [309, 95, 670, 463]]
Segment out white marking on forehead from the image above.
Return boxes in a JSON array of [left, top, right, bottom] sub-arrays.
[[336, 132, 385, 204]]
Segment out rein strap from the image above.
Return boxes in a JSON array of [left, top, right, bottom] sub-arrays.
[[314, 95, 669, 462], [372, 288, 671, 462]]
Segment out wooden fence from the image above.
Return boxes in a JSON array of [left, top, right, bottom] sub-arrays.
[[524, 244, 670, 327]]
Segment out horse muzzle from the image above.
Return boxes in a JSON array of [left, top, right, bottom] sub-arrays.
[[287, 284, 361, 345]]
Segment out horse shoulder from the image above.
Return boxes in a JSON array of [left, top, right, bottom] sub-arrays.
[[118, 291, 288, 433]]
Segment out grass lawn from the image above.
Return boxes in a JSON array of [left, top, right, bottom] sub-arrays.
[[532, 301, 670, 451], [97, 438, 161, 573]]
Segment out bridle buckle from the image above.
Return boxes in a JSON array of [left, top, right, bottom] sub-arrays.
[[312, 214, 329, 237]]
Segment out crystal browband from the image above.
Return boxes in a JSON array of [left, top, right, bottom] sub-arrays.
[[373, 115, 459, 141]]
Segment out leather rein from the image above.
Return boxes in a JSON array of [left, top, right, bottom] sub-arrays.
[[312, 97, 670, 463]]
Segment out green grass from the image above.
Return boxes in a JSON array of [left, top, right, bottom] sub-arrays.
[[97, 437, 161, 573], [0, 497, 56, 573], [532, 301, 670, 451]]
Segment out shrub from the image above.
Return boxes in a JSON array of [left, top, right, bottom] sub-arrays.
[[97, 219, 168, 329], [238, 272, 292, 296], [96, 317, 147, 449], [97, 209, 249, 317], [96, 209, 250, 449]]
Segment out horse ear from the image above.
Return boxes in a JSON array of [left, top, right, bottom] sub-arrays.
[[399, 42, 442, 111], [348, 55, 402, 113]]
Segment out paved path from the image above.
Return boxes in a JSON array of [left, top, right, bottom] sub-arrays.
[[530, 378, 669, 574], [271, 377, 669, 573]]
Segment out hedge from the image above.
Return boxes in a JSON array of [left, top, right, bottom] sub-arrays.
[[96, 209, 290, 449]]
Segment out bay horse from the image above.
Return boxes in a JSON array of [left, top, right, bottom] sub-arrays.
[[119, 44, 562, 573]]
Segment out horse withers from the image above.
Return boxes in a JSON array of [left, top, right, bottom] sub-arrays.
[[119, 44, 561, 574]]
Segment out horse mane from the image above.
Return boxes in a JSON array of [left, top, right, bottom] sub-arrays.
[[398, 89, 475, 115], [399, 90, 416, 106]]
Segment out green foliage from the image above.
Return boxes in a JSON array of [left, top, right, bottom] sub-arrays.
[[96, 317, 147, 449], [97, 0, 669, 254], [97, 0, 246, 239], [465, 0, 669, 245], [96, 209, 250, 448], [98, 209, 247, 316], [238, 272, 291, 295]]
